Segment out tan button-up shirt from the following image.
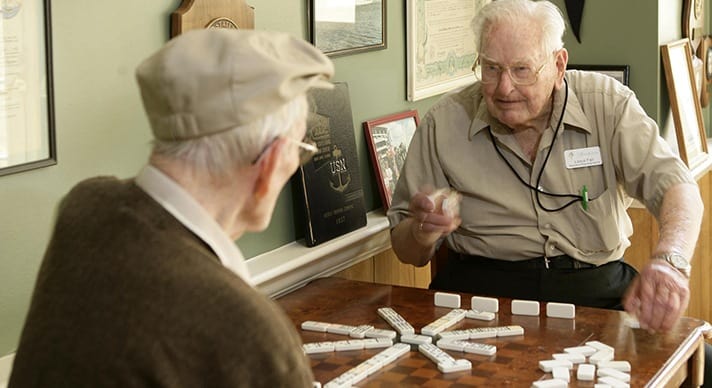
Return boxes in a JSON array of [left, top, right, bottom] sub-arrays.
[[387, 70, 695, 265]]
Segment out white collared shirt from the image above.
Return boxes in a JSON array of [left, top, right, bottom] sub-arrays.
[[135, 165, 252, 284]]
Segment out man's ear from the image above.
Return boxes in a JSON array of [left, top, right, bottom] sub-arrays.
[[554, 48, 569, 90], [253, 139, 283, 198]]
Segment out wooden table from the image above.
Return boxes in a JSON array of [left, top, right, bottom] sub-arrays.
[[277, 277, 707, 387]]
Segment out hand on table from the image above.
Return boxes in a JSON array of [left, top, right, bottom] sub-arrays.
[[623, 260, 690, 333]]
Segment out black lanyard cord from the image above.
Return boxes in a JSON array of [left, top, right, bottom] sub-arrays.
[[487, 78, 586, 212]]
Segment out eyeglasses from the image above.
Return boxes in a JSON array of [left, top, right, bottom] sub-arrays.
[[252, 135, 318, 166], [284, 136, 318, 165], [472, 55, 548, 86]]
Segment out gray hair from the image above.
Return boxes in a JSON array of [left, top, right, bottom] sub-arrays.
[[151, 94, 308, 178], [471, 0, 566, 57]]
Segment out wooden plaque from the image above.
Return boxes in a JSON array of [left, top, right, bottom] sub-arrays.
[[171, 0, 255, 38]]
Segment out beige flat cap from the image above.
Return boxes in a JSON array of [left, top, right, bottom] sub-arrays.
[[136, 28, 334, 140]]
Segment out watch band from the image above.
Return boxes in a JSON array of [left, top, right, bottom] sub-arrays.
[[653, 252, 691, 278]]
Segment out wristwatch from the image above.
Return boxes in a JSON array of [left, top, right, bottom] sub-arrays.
[[654, 252, 692, 278]]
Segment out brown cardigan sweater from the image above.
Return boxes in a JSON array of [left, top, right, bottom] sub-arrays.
[[9, 177, 313, 387]]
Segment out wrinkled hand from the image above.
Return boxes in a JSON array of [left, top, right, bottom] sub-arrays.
[[408, 187, 461, 247], [622, 261, 690, 333]]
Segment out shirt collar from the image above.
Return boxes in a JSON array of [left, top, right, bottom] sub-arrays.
[[468, 78, 593, 139], [135, 165, 252, 284]]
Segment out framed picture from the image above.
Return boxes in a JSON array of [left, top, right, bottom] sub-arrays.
[[406, 0, 492, 101], [363, 110, 419, 210], [308, 0, 386, 57], [0, 0, 56, 177], [661, 39, 709, 170], [567, 64, 630, 86]]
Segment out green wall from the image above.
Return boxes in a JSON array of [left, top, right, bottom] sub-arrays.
[[0, 0, 705, 356]]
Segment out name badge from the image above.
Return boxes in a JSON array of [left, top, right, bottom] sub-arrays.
[[564, 146, 602, 169]]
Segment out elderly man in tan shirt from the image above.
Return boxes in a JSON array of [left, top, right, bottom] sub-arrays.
[[388, 0, 708, 375]]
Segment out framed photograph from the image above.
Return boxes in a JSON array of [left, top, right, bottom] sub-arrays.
[[567, 64, 630, 86], [363, 110, 419, 210], [661, 39, 709, 170], [406, 0, 492, 101], [0, 0, 56, 177], [308, 0, 386, 57]]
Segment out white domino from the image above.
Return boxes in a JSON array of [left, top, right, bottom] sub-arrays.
[[564, 345, 597, 356], [437, 329, 472, 341], [598, 368, 631, 383], [546, 302, 575, 319], [577, 363, 596, 381], [334, 340, 365, 351], [303, 342, 335, 354], [471, 296, 499, 313], [594, 384, 613, 388], [468, 327, 499, 339], [301, 320, 332, 332], [458, 341, 496, 356], [419, 343, 472, 373], [313, 382, 322, 388], [421, 309, 467, 336], [364, 328, 397, 339], [400, 333, 433, 346], [538, 359, 573, 372], [323, 343, 409, 388], [438, 359, 472, 373], [434, 292, 461, 308], [586, 340, 615, 353], [326, 323, 359, 336], [377, 307, 415, 335], [551, 366, 570, 382], [598, 360, 631, 372], [512, 299, 540, 316], [531, 379, 568, 388], [496, 325, 524, 337], [589, 349, 615, 365], [466, 309, 496, 321], [597, 376, 630, 388], [348, 324, 374, 338], [363, 338, 393, 349], [552, 352, 586, 364]]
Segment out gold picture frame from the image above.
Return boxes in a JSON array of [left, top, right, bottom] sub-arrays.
[[661, 39, 709, 170]]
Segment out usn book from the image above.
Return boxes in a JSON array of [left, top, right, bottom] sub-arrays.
[[295, 82, 367, 247]]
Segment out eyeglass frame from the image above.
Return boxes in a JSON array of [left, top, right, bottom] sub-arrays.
[[252, 135, 318, 166], [472, 54, 550, 86]]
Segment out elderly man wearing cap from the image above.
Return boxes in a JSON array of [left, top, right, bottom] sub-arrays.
[[10, 29, 333, 387]]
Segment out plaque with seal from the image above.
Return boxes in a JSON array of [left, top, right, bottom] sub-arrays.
[[171, 0, 254, 38]]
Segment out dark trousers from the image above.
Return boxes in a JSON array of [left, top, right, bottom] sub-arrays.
[[430, 249, 711, 386]]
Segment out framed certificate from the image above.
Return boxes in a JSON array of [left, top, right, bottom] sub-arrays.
[[406, 0, 491, 101], [661, 39, 709, 170], [0, 0, 56, 177]]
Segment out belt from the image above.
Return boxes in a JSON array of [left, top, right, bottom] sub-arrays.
[[449, 251, 597, 270]]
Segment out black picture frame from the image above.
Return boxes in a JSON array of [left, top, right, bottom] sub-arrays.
[[308, 0, 386, 57], [0, 0, 56, 177], [567, 64, 630, 86]]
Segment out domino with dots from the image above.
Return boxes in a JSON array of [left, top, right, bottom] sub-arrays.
[[323, 343, 409, 388], [421, 308, 467, 336], [377, 307, 415, 335]]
